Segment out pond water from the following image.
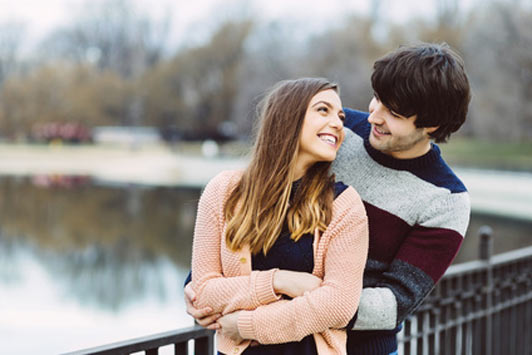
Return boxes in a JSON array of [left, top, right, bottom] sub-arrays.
[[0, 175, 530, 354]]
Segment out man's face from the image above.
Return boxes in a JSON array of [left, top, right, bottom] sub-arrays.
[[367, 96, 434, 159]]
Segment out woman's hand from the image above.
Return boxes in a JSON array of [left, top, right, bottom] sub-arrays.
[[273, 270, 322, 298], [217, 311, 244, 343]]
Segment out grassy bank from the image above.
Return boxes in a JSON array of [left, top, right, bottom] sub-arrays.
[[440, 138, 532, 171], [1, 138, 531, 172]]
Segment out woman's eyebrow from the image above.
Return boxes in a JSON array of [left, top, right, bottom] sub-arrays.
[[311, 100, 333, 108]]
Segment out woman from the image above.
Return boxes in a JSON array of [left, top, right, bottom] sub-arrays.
[[190, 78, 368, 355]]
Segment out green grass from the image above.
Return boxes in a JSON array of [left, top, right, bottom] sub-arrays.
[[440, 138, 532, 171]]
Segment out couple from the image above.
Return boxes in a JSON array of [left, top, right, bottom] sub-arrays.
[[186, 42, 471, 355]]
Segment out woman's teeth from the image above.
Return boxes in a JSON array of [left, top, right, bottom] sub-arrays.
[[318, 134, 336, 144]]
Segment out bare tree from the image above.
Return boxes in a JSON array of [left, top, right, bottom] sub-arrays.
[[143, 20, 253, 139], [39, 0, 170, 78], [463, 1, 532, 140], [0, 21, 26, 85], [435, 0, 460, 27]]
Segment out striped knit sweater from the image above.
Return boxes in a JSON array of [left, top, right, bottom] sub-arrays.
[[191, 170, 369, 355], [334, 109, 471, 354]]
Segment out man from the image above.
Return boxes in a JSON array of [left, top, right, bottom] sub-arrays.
[[186, 42, 471, 355], [337, 42, 471, 354]]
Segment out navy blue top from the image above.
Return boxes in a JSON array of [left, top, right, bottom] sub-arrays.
[[241, 227, 318, 354]]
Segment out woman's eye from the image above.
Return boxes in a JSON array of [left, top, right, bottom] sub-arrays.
[[339, 115, 346, 122], [318, 106, 329, 113]]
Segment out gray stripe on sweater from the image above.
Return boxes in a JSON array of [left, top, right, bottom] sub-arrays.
[[332, 129, 470, 236], [352, 287, 397, 330], [353, 258, 435, 329]]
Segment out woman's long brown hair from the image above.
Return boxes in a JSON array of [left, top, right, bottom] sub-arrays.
[[224, 78, 339, 255]]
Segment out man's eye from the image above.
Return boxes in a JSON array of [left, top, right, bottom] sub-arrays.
[[390, 111, 401, 118]]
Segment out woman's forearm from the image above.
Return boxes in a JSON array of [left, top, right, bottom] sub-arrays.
[[273, 270, 322, 298], [192, 269, 280, 314]]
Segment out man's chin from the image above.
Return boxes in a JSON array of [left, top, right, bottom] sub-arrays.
[[369, 135, 382, 149], [369, 137, 394, 155]]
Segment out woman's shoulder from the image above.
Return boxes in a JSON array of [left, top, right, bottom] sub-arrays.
[[203, 169, 244, 196], [209, 169, 244, 183]]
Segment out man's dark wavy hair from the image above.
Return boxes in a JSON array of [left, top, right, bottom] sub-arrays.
[[371, 42, 471, 143]]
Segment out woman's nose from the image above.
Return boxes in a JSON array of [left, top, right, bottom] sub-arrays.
[[329, 115, 343, 129]]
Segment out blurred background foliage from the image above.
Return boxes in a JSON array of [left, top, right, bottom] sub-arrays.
[[0, 0, 530, 145]]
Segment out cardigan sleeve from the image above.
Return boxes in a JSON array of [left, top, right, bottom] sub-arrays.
[[191, 170, 281, 315], [237, 187, 369, 344]]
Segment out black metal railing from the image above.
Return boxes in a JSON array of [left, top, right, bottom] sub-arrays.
[[398, 226, 532, 355], [62, 326, 214, 355], [65, 226, 532, 355]]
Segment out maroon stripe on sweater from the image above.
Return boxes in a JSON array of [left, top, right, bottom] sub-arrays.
[[364, 202, 411, 262], [395, 226, 463, 283], [364, 201, 464, 283]]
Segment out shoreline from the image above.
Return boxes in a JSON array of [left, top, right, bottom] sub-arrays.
[[1, 143, 531, 220], [0, 143, 247, 187]]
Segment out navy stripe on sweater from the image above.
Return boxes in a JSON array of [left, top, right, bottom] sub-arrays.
[[343, 108, 467, 194]]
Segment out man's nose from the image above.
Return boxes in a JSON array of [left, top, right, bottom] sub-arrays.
[[368, 110, 384, 125]]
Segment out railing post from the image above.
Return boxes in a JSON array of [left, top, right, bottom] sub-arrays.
[[478, 226, 493, 355], [194, 335, 214, 355], [479, 226, 493, 261]]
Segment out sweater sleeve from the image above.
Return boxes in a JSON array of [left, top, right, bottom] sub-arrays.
[[352, 191, 470, 330], [237, 188, 369, 344], [191, 171, 280, 315]]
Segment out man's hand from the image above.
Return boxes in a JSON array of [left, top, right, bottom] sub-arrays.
[[273, 270, 322, 298], [184, 283, 221, 330], [218, 311, 244, 343]]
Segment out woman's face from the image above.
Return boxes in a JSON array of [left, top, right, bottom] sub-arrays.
[[296, 89, 345, 173]]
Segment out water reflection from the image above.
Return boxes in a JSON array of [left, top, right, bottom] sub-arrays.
[[0, 176, 200, 310], [32, 174, 92, 188]]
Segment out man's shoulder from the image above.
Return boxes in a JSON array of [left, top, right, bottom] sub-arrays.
[[343, 108, 370, 135], [423, 149, 468, 194]]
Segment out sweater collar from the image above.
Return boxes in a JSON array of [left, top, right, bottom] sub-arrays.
[[363, 136, 442, 170]]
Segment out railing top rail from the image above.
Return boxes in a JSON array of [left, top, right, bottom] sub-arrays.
[[444, 245, 532, 277], [62, 325, 213, 355], [491, 245, 532, 264], [445, 259, 486, 276]]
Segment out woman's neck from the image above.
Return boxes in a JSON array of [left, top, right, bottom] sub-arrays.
[[293, 157, 310, 181]]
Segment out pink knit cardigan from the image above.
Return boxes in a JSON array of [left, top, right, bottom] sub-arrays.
[[191, 170, 368, 355]]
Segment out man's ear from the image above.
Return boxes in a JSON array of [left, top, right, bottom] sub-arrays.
[[424, 126, 439, 134]]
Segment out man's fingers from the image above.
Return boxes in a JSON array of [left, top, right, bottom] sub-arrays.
[[206, 324, 218, 330], [196, 313, 221, 327], [187, 305, 214, 319], [184, 284, 196, 302]]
